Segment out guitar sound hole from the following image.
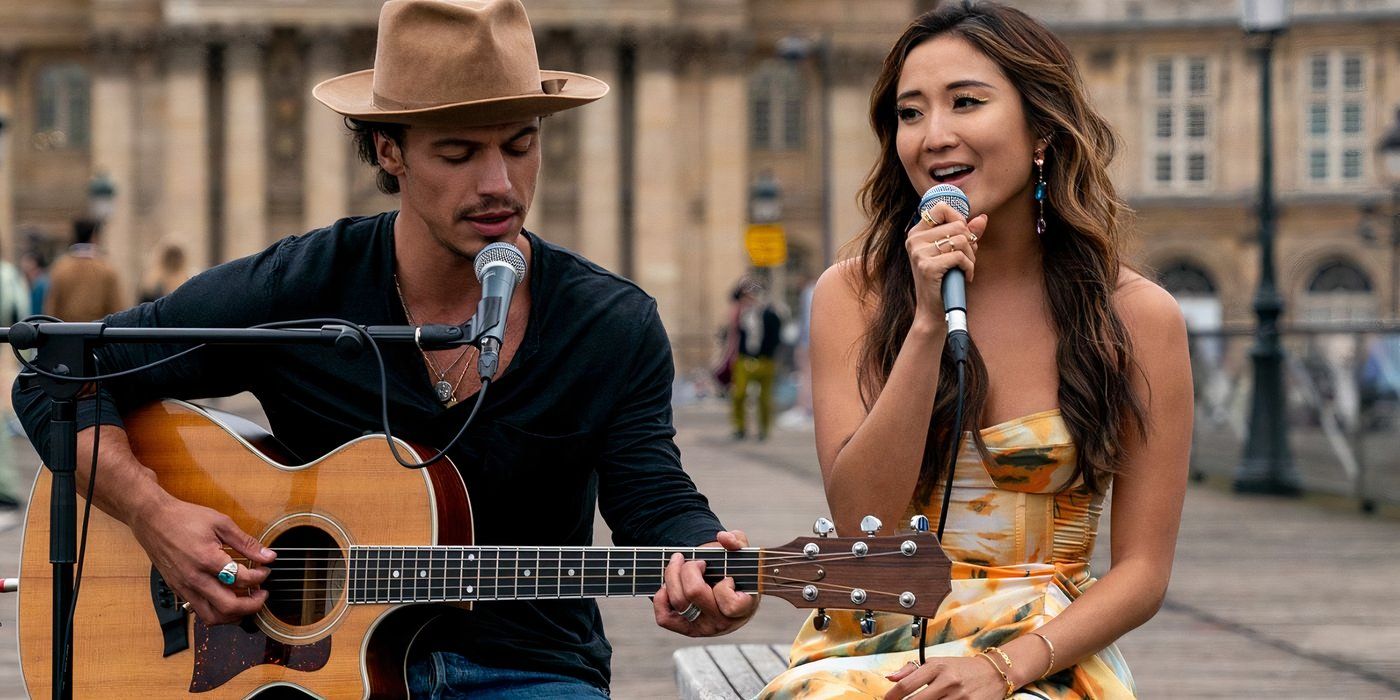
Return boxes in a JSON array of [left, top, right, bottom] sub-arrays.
[[263, 525, 346, 626]]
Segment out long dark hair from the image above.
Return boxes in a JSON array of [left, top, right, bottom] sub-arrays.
[[853, 1, 1146, 497]]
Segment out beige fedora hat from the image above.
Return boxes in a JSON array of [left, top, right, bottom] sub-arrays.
[[313, 0, 608, 127]]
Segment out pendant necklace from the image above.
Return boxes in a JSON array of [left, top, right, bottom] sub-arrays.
[[394, 274, 476, 405]]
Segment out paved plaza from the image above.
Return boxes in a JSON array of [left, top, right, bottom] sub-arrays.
[[1, 398, 1398, 698]]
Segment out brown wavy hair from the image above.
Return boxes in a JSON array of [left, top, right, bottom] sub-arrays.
[[853, 1, 1145, 498]]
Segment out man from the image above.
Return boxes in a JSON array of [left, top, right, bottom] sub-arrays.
[[729, 280, 784, 441], [44, 217, 125, 321], [14, 0, 757, 695]]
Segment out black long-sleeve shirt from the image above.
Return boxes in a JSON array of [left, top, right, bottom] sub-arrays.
[[13, 212, 724, 690]]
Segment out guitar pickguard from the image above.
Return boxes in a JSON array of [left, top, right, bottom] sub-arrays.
[[189, 619, 331, 692]]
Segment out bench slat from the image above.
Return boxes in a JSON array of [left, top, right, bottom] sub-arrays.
[[674, 647, 744, 700], [740, 644, 791, 681], [707, 645, 767, 698]]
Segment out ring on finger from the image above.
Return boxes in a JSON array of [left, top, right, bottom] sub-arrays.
[[920, 209, 941, 227], [934, 237, 952, 252], [968, 232, 979, 243], [217, 561, 239, 586], [679, 603, 702, 622]]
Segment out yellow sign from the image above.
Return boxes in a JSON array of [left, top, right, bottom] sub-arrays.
[[744, 224, 788, 267]]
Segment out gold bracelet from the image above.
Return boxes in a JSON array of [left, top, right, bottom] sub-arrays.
[[1029, 632, 1056, 679], [978, 651, 1015, 698], [985, 645, 1014, 670]]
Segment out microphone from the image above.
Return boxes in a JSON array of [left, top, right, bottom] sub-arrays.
[[918, 183, 971, 364], [472, 241, 528, 380]]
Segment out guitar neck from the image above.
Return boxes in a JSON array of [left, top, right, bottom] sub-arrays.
[[346, 546, 763, 604]]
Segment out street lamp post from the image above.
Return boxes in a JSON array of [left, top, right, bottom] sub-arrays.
[[87, 171, 116, 229], [748, 171, 786, 296], [776, 34, 834, 270], [1378, 108, 1400, 319], [1234, 0, 1301, 495]]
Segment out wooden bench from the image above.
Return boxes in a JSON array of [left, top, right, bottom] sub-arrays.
[[673, 644, 790, 700]]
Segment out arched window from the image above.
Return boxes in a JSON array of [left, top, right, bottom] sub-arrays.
[[750, 60, 804, 151], [34, 63, 90, 150], [1158, 260, 1217, 296], [1302, 259, 1375, 322], [1157, 259, 1222, 336], [1307, 260, 1372, 293]]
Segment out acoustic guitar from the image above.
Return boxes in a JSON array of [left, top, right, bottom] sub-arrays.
[[17, 400, 951, 698]]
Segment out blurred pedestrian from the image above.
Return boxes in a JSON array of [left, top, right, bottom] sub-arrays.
[[45, 218, 126, 321], [19, 249, 49, 317], [729, 279, 783, 440], [711, 285, 742, 397], [778, 273, 817, 429], [139, 241, 191, 303], [0, 245, 31, 529]]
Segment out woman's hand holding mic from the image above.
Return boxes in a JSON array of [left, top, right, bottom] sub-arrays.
[[906, 199, 987, 332]]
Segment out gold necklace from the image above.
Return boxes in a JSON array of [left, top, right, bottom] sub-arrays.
[[393, 274, 476, 405]]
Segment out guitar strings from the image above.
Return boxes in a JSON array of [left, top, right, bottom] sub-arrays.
[[250, 557, 925, 606]]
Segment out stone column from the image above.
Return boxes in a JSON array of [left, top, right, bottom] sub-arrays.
[[91, 38, 139, 298], [576, 34, 622, 271], [0, 50, 17, 257], [222, 34, 268, 260], [163, 36, 212, 267], [631, 37, 682, 332], [829, 51, 882, 258], [303, 31, 349, 232], [702, 38, 750, 346]]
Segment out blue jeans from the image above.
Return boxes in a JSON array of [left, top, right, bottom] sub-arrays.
[[406, 652, 610, 699]]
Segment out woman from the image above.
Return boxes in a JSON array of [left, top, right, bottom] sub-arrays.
[[139, 242, 190, 304], [759, 3, 1191, 699]]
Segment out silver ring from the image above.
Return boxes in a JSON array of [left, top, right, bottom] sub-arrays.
[[680, 604, 702, 622], [217, 561, 239, 586], [180, 601, 193, 613]]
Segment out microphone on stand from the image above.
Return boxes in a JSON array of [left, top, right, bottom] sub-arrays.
[[918, 183, 972, 364], [472, 242, 527, 380]]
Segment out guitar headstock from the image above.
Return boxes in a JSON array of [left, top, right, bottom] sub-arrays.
[[756, 529, 952, 618]]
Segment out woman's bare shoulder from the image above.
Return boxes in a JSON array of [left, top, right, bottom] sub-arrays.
[[815, 257, 869, 307], [1114, 266, 1187, 349]]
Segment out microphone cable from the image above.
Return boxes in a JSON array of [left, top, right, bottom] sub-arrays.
[[919, 346, 969, 668], [902, 202, 972, 667]]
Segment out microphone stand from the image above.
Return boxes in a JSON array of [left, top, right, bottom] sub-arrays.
[[1, 316, 493, 700]]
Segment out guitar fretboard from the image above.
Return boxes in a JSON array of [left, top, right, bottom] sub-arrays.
[[346, 546, 762, 604]]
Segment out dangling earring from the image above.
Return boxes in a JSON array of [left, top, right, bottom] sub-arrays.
[[1033, 147, 1047, 237]]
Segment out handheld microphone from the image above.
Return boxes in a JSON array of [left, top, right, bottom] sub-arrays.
[[473, 241, 527, 380], [918, 183, 971, 364]]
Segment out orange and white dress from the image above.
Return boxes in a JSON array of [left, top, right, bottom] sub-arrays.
[[758, 409, 1136, 699]]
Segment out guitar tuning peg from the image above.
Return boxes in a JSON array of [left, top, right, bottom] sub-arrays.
[[812, 609, 831, 632], [860, 515, 882, 537], [860, 611, 877, 637], [909, 515, 930, 533], [812, 517, 836, 538], [910, 616, 924, 638]]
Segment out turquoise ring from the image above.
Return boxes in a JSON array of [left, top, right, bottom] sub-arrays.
[[217, 561, 239, 586]]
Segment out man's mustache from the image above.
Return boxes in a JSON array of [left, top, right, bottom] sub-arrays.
[[458, 199, 525, 219]]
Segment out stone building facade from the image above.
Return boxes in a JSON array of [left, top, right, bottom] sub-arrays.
[[0, 0, 1397, 372]]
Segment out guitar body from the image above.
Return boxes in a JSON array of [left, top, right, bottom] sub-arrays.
[[18, 400, 474, 699]]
